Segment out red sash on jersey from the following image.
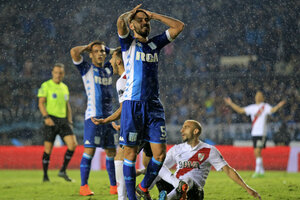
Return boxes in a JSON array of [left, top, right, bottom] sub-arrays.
[[252, 104, 265, 127], [176, 148, 211, 178]]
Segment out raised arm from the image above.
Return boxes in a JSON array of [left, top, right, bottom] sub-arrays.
[[222, 165, 261, 199], [117, 4, 142, 36], [70, 42, 95, 62], [271, 100, 286, 113], [224, 97, 245, 114], [141, 9, 185, 40]]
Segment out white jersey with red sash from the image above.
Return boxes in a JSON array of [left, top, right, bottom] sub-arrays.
[[163, 141, 227, 189], [244, 103, 272, 136]]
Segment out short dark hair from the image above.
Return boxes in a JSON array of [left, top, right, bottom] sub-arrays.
[[91, 40, 106, 49], [129, 10, 149, 23]]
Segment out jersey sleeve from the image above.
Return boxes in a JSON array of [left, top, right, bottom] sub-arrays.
[[265, 103, 272, 114], [118, 32, 134, 51], [208, 146, 227, 171], [163, 145, 177, 169], [37, 82, 48, 98], [73, 56, 91, 76], [151, 30, 173, 50], [244, 104, 254, 116]]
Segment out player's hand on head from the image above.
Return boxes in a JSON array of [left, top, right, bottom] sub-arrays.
[[86, 42, 95, 52], [139, 9, 153, 19], [112, 122, 120, 131], [131, 4, 142, 14]]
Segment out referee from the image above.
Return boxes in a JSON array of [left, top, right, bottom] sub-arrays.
[[37, 63, 77, 182]]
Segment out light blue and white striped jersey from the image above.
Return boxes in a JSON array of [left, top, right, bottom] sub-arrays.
[[119, 30, 173, 101], [73, 56, 114, 120]]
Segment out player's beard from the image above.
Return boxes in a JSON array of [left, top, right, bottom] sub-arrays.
[[182, 136, 189, 143], [135, 25, 150, 38]]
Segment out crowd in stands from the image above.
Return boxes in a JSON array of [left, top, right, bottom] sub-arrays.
[[0, 0, 299, 145]]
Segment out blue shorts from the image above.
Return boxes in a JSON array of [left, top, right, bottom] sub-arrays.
[[120, 99, 167, 146], [84, 118, 118, 148]]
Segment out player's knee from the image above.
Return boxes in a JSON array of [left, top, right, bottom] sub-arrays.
[[105, 148, 117, 157], [124, 148, 137, 161], [153, 153, 166, 163]]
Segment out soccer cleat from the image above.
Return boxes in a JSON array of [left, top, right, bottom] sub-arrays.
[[43, 176, 50, 182], [176, 180, 188, 200], [158, 190, 167, 200], [79, 184, 94, 196], [58, 171, 72, 182], [136, 184, 152, 200], [110, 185, 118, 195]]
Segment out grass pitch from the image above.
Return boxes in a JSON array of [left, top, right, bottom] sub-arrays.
[[0, 170, 299, 200]]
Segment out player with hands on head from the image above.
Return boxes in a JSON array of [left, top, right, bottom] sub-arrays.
[[70, 40, 118, 196], [92, 47, 153, 200], [224, 91, 286, 178], [117, 4, 184, 200], [155, 120, 261, 200], [37, 63, 77, 183]]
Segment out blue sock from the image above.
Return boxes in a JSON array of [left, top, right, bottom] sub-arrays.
[[123, 159, 137, 200], [80, 153, 92, 186], [140, 157, 163, 189], [106, 156, 116, 186]]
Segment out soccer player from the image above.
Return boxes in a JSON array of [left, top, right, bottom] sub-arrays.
[[155, 120, 261, 200], [117, 4, 184, 200], [37, 63, 77, 182], [70, 41, 118, 196], [92, 47, 152, 200], [224, 91, 286, 178]]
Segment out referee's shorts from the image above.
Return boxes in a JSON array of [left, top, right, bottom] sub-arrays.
[[43, 115, 74, 143]]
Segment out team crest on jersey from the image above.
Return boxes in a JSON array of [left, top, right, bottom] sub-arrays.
[[148, 42, 157, 50], [52, 93, 57, 98], [198, 153, 205, 161]]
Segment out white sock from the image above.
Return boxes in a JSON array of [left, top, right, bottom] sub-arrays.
[[255, 157, 260, 173], [258, 157, 264, 174], [159, 165, 180, 188], [115, 160, 126, 200], [256, 157, 264, 174]]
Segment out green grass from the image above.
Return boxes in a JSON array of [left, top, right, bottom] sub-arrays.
[[0, 170, 299, 200]]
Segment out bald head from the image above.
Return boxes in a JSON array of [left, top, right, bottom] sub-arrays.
[[184, 120, 202, 135]]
